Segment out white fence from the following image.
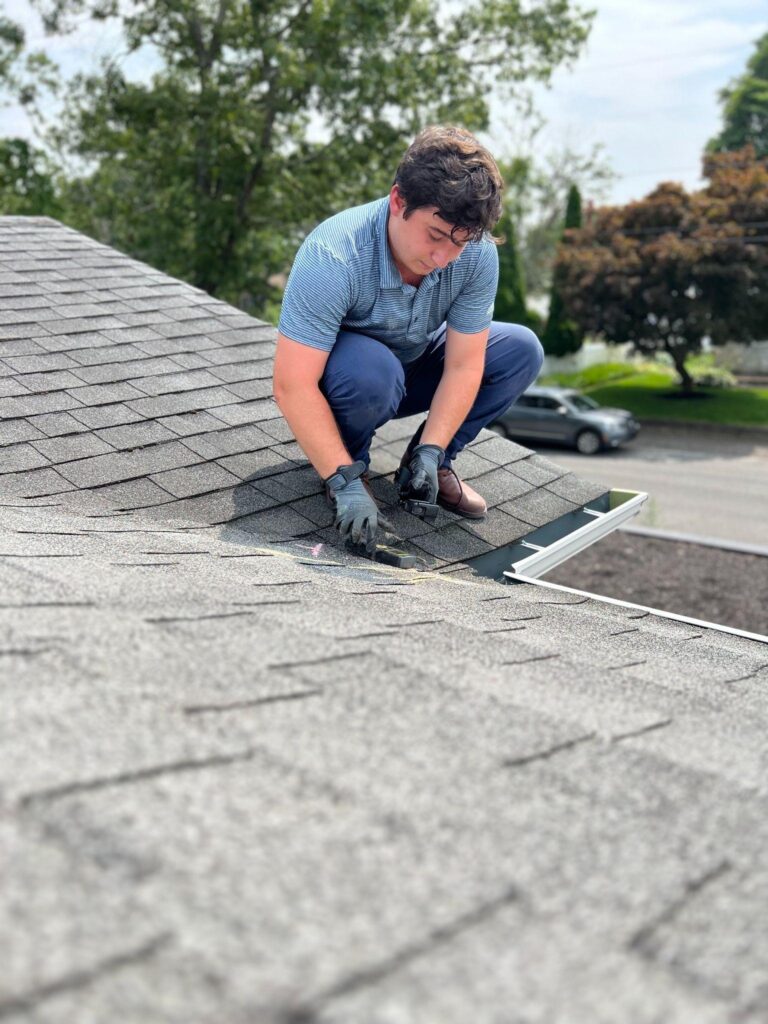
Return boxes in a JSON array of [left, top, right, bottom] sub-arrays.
[[541, 340, 633, 377], [540, 339, 768, 377]]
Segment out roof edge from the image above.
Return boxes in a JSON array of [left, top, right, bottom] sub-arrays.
[[504, 573, 768, 645]]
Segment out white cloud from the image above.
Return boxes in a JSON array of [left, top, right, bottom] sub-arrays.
[[487, 0, 768, 205]]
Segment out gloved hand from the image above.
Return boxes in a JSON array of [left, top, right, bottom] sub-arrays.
[[398, 443, 445, 505], [325, 461, 382, 553]]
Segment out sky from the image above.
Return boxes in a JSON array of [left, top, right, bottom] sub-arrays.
[[486, 0, 768, 205], [2, 0, 767, 208]]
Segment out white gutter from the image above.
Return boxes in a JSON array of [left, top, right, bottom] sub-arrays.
[[505, 489, 648, 579]]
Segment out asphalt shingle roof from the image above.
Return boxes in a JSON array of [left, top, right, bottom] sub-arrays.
[[2, 216, 767, 1023]]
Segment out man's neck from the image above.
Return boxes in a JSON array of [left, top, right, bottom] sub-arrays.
[[387, 214, 423, 287]]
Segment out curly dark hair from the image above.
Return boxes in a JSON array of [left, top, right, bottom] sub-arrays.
[[394, 125, 504, 244]]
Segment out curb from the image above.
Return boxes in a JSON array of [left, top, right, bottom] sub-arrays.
[[619, 523, 768, 558], [637, 419, 768, 441]]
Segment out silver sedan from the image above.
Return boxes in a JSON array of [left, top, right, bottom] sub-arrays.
[[491, 385, 641, 454]]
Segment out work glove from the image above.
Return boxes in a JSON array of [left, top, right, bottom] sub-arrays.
[[397, 443, 445, 505], [325, 460, 383, 554]]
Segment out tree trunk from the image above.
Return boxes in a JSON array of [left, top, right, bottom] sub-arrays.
[[668, 346, 694, 392]]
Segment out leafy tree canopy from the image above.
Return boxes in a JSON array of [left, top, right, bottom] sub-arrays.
[[709, 31, 768, 158], [26, 0, 593, 312], [0, 17, 63, 216], [553, 147, 768, 390]]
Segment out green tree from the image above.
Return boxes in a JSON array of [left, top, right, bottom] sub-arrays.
[[30, 0, 593, 313], [542, 183, 583, 356], [553, 147, 768, 391], [0, 15, 62, 216], [0, 137, 63, 215], [497, 129, 616, 296], [494, 207, 539, 331], [708, 32, 768, 158]]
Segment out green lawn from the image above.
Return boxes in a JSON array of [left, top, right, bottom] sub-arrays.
[[540, 364, 768, 428]]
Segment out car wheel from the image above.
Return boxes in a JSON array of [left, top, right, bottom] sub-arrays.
[[488, 422, 508, 438], [575, 429, 601, 455]]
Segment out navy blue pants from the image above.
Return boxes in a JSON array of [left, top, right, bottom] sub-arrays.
[[319, 321, 544, 468]]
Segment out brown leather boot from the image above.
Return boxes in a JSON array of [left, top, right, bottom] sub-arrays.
[[436, 466, 487, 519], [397, 422, 487, 519]]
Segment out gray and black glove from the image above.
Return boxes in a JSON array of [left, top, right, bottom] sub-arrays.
[[397, 443, 445, 505], [325, 460, 382, 553]]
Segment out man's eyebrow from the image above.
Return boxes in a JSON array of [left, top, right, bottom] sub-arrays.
[[428, 223, 469, 245]]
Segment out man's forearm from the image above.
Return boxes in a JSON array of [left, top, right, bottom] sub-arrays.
[[420, 367, 483, 452], [274, 385, 352, 478]]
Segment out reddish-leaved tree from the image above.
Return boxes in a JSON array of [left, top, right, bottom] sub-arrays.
[[554, 146, 768, 390]]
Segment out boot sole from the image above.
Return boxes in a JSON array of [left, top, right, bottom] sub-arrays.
[[436, 497, 487, 520]]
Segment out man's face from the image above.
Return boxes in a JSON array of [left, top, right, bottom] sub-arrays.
[[387, 185, 471, 279]]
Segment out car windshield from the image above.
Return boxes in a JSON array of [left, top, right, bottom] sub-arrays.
[[567, 394, 600, 412]]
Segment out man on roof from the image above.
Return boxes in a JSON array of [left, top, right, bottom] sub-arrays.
[[273, 125, 544, 553]]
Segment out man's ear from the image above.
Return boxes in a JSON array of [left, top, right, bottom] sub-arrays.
[[389, 184, 406, 218]]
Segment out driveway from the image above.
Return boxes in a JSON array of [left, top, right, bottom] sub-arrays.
[[525, 423, 768, 547]]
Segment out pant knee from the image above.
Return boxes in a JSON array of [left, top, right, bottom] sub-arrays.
[[518, 327, 545, 385], [322, 339, 405, 422], [488, 323, 544, 388]]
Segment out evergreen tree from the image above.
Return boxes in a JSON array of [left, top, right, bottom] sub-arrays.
[[494, 209, 531, 327], [708, 32, 768, 158], [542, 183, 583, 356]]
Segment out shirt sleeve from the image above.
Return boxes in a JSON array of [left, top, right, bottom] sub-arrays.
[[278, 238, 354, 352], [445, 243, 499, 335]]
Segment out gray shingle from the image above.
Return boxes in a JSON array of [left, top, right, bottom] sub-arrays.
[[467, 435, 530, 465], [66, 381, 147, 405], [94, 420, 178, 450], [0, 465, 73, 497], [55, 441, 199, 488], [0, 390, 83, 418], [77, 477, 177, 510], [130, 368, 227, 396], [70, 355, 182, 385], [39, 315, 127, 334], [0, 442, 51, 473], [259, 418, 295, 443], [149, 462, 241, 499], [0, 418, 47, 445], [0, 322, 52, 343], [15, 370, 86, 392], [224, 378, 273, 402], [216, 448, 301, 481], [134, 335, 211, 356], [157, 411, 228, 436], [469, 466, 535, 507], [30, 433, 115, 463], [410, 522, 494, 561], [182, 424, 276, 460], [70, 403, 144, 429], [3, 352, 79, 373], [546, 473, 609, 504], [459, 507, 532, 547], [499, 489, 579, 527], [125, 386, 235, 419], [207, 359, 273, 383], [140, 482, 275, 524], [0, 377, 30, 398], [206, 398, 281, 426]]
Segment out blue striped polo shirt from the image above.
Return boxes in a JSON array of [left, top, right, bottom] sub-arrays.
[[278, 196, 499, 364]]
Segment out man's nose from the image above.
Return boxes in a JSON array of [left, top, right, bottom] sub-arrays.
[[431, 247, 453, 269]]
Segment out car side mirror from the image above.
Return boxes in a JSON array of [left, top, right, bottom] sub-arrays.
[[557, 405, 569, 415]]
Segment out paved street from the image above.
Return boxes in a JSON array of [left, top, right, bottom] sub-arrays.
[[521, 423, 768, 546]]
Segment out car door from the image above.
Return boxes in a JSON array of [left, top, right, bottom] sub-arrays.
[[536, 396, 572, 441], [500, 394, 542, 438]]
